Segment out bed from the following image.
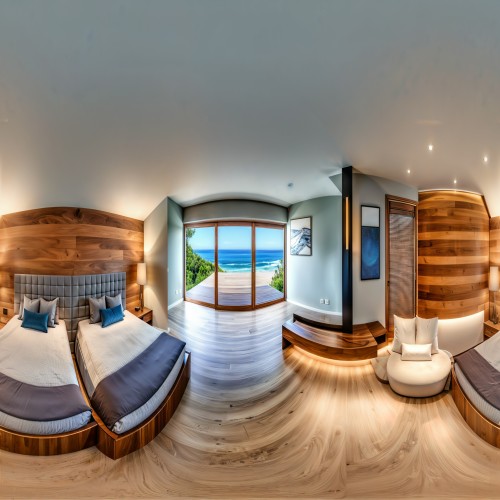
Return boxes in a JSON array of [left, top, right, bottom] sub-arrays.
[[76, 311, 187, 435], [0, 274, 97, 455], [452, 332, 500, 448], [72, 272, 190, 459]]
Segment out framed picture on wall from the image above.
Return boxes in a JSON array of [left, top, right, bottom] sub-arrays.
[[361, 206, 380, 280], [290, 216, 312, 255]]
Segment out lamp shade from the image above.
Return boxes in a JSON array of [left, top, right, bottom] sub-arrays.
[[137, 263, 147, 286], [489, 266, 499, 292]]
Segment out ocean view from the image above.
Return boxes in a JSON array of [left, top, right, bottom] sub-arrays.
[[194, 249, 283, 273]]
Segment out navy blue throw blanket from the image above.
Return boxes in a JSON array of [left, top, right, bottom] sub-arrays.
[[455, 348, 500, 411], [0, 372, 91, 421], [91, 333, 186, 428]]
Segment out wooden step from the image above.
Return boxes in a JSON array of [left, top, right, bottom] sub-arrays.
[[282, 318, 386, 361]]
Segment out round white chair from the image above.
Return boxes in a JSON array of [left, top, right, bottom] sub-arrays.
[[387, 349, 452, 397]]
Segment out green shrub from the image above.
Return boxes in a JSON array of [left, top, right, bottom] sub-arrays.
[[185, 229, 223, 291], [270, 260, 284, 293]]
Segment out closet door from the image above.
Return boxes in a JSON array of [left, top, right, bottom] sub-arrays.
[[386, 196, 417, 334]]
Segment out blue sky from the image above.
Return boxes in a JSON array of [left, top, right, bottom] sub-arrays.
[[188, 226, 283, 250]]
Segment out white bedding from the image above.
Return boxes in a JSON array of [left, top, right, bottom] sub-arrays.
[[0, 316, 92, 435], [76, 311, 185, 434], [455, 332, 500, 425]]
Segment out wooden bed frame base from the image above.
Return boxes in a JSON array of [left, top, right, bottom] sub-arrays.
[[0, 352, 190, 458], [0, 421, 98, 456], [92, 351, 191, 460], [451, 367, 500, 448]]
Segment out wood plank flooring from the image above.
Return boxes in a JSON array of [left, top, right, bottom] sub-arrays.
[[1, 301, 499, 498]]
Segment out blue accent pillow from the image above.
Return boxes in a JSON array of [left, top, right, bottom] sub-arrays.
[[100, 304, 124, 328], [21, 309, 49, 333]]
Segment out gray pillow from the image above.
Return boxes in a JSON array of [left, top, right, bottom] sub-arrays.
[[89, 296, 106, 324], [105, 293, 123, 313], [18, 296, 40, 320], [40, 297, 59, 328]]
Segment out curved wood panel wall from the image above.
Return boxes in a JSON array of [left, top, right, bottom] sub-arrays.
[[418, 191, 489, 319], [489, 216, 500, 317], [0, 207, 144, 324]]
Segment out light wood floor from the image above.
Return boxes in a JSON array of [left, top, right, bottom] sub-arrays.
[[1, 301, 500, 499]]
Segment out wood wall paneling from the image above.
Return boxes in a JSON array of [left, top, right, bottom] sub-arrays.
[[418, 191, 490, 320], [489, 216, 500, 322], [0, 207, 144, 324]]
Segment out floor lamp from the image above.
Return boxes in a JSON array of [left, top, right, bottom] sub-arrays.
[[489, 266, 499, 324], [137, 262, 146, 311]]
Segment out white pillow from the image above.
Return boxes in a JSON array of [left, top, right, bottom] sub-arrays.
[[40, 297, 59, 328], [416, 316, 439, 354], [392, 315, 416, 354], [18, 296, 40, 320], [401, 342, 432, 361]]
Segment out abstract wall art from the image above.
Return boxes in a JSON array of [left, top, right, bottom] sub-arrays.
[[290, 216, 312, 256], [361, 206, 380, 280]]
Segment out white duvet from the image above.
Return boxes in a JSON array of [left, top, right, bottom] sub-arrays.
[[0, 316, 92, 434], [76, 311, 185, 434]]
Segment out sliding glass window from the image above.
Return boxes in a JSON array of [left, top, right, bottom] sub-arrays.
[[184, 222, 285, 310]]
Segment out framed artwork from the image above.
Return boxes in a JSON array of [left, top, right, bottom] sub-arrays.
[[290, 216, 312, 255], [361, 206, 380, 280]]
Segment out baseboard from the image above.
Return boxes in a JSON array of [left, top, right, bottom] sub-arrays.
[[286, 299, 341, 316], [168, 298, 184, 310]]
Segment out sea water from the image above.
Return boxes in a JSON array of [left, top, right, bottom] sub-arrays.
[[194, 249, 283, 273]]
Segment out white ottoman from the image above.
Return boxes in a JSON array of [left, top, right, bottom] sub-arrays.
[[387, 349, 452, 397]]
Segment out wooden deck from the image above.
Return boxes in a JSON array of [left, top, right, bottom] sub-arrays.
[[186, 272, 284, 307]]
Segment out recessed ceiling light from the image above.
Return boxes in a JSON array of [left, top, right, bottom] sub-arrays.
[[454, 179, 457, 184], [484, 155, 489, 163], [407, 169, 411, 174], [287, 182, 294, 189], [428, 144, 434, 152]]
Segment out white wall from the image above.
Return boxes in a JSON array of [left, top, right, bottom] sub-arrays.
[[352, 173, 418, 326], [144, 196, 169, 329], [287, 196, 342, 313]]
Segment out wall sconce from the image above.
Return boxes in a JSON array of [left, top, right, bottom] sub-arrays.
[[489, 266, 499, 324], [137, 262, 147, 311], [345, 196, 349, 251]]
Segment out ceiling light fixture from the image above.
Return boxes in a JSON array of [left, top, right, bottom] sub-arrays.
[[287, 182, 294, 189], [454, 179, 457, 184], [428, 144, 434, 152], [407, 169, 411, 174], [484, 155, 489, 164]]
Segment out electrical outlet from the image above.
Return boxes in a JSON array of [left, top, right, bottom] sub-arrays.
[[320, 298, 325, 304], [2, 308, 7, 315], [325, 299, 330, 305]]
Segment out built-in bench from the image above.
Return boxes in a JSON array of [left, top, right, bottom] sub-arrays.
[[282, 312, 386, 361]]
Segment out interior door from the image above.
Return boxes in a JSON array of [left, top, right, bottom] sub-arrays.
[[386, 196, 417, 334]]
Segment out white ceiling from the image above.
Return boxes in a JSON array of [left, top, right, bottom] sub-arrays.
[[1, 0, 500, 219]]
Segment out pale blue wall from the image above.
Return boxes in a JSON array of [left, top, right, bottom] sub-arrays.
[[287, 196, 342, 313], [184, 199, 287, 223], [167, 198, 184, 307]]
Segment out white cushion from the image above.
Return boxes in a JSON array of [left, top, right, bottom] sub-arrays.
[[416, 316, 439, 354], [392, 315, 416, 354], [401, 342, 432, 361], [18, 296, 40, 320], [387, 349, 452, 397]]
